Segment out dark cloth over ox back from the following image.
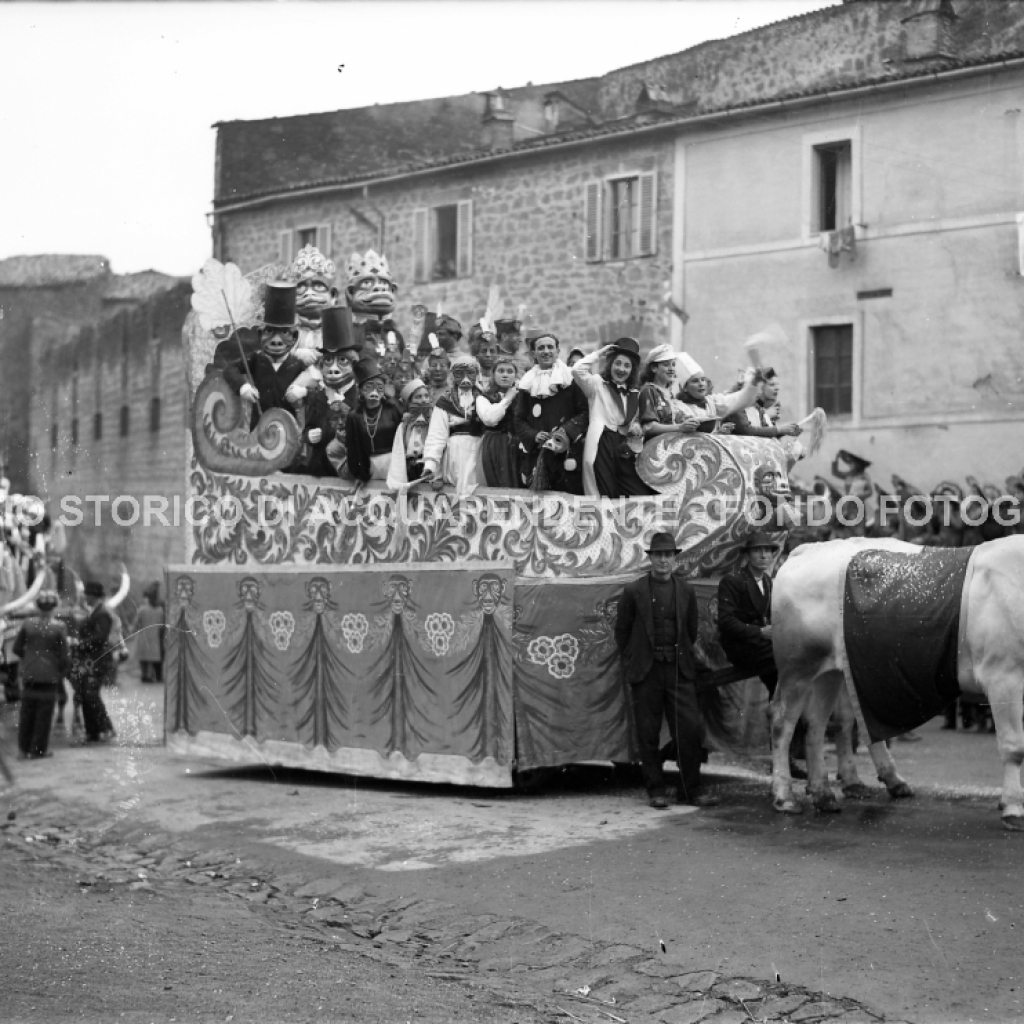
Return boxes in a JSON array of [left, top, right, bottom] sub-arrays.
[[843, 547, 973, 743]]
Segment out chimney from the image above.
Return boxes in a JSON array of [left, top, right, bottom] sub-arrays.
[[901, 0, 957, 62], [543, 93, 560, 134], [483, 88, 515, 151]]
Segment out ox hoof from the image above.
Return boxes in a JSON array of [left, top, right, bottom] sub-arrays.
[[773, 798, 803, 815], [812, 792, 842, 815], [1002, 815, 1024, 832], [841, 783, 876, 801], [887, 782, 915, 800]]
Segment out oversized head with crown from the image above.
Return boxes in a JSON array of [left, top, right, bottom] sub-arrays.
[[346, 249, 397, 318], [284, 245, 339, 325]]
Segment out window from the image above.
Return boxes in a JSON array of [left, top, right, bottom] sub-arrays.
[[412, 200, 473, 283], [150, 396, 161, 433], [50, 423, 58, 452], [584, 173, 657, 262], [811, 325, 853, 416], [813, 142, 852, 232], [119, 405, 130, 438], [278, 223, 333, 264], [93, 412, 103, 441]]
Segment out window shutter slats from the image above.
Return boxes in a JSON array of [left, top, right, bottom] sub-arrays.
[[316, 223, 332, 261], [278, 230, 293, 265], [584, 181, 602, 262], [413, 208, 429, 283], [456, 200, 473, 278], [638, 172, 657, 256]]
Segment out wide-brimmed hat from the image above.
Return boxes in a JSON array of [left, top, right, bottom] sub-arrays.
[[352, 358, 384, 388], [832, 450, 872, 479], [646, 531, 682, 555], [84, 581, 106, 598], [609, 337, 641, 363], [745, 531, 782, 551]]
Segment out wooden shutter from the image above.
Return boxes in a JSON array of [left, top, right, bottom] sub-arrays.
[[278, 230, 293, 265], [412, 208, 429, 283], [637, 172, 657, 256], [316, 223, 333, 261], [456, 200, 473, 278], [584, 181, 602, 262]]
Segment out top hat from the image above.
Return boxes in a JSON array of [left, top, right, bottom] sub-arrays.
[[609, 337, 641, 362], [84, 580, 106, 598], [831, 450, 872, 479], [320, 306, 358, 355], [352, 357, 384, 388], [745, 531, 782, 551], [646, 531, 682, 555], [260, 282, 298, 329]]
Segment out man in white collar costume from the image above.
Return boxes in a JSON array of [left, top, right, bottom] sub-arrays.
[[420, 355, 486, 496], [345, 249, 404, 358], [513, 333, 588, 494]]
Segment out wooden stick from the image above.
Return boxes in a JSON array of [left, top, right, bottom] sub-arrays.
[[221, 289, 263, 418]]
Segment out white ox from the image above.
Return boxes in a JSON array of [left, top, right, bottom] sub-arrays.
[[769, 536, 1024, 831]]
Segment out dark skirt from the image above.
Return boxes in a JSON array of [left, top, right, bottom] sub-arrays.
[[481, 431, 520, 489], [594, 428, 656, 499]]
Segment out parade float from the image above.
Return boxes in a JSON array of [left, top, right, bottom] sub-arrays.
[[168, 260, 807, 787]]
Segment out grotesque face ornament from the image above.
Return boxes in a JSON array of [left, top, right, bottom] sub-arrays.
[[175, 576, 195, 609], [306, 577, 332, 615], [754, 463, 792, 506], [474, 574, 506, 616], [321, 352, 355, 389], [287, 245, 338, 323], [383, 576, 412, 615], [237, 577, 262, 612], [261, 326, 299, 361]]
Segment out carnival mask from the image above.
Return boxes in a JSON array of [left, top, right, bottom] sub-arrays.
[[237, 577, 261, 611], [384, 576, 411, 615], [452, 364, 478, 390], [261, 325, 299, 361], [306, 577, 332, 615], [347, 274, 397, 318], [295, 279, 337, 320], [427, 356, 450, 387], [754, 466, 791, 506], [321, 353, 354, 388], [175, 576, 195, 608], [474, 574, 505, 616]]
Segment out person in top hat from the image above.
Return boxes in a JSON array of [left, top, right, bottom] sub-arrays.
[[514, 333, 588, 494], [676, 352, 759, 433], [73, 581, 117, 744], [420, 355, 486, 496], [717, 532, 806, 778], [12, 588, 70, 759], [386, 378, 434, 491], [572, 339, 655, 499], [615, 532, 721, 809], [223, 281, 309, 435], [344, 358, 404, 483]]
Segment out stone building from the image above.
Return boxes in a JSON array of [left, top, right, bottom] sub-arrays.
[[211, 0, 1024, 487], [0, 254, 190, 590]]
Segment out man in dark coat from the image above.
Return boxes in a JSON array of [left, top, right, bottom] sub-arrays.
[[12, 589, 70, 758], [74, 581, 116, 743], [615, 532, 721, 809], [717, 532, 806, 775], [514, 333, 588, 494]]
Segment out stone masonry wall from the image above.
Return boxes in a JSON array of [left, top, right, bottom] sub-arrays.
[[219, 134, 676, 353]]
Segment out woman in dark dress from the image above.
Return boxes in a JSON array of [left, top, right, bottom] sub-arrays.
[[476, 355, 520, 489], [344, 358, 404, 483]]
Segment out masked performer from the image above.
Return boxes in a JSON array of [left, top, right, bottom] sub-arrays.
[[572, 340, 655, 499], [344, 358, 403, 483], [423, 346, 452, 404], [386, 378, 434, 491], [284, 245, 340, 359], [421, 355, 485, 496], [476, 354, 520, 489], [345, 249, 404, 358], [514, 333, 588, 494]]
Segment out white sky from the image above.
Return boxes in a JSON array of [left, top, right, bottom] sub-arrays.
[[1, 0, 836, 277]]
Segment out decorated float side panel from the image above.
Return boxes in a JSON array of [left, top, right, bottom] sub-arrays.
[[513, 576, 637, 770], [164, 564, 517, 783]]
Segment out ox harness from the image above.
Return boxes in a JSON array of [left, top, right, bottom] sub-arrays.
[[843, 547, 975, 743]]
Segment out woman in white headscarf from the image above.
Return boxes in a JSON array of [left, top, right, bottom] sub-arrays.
[[673, 351, 759, 432]]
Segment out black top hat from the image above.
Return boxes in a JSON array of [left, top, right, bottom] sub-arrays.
[[84, 581, 106, 598], [831, 450, 872, 479], [744, 531, 782, 551], [609, 337, 641, 362], [352, 357, 384, 388], [646, 531, 682, 555], [261, 282, 298, 329], [321, 306, 358, 354]]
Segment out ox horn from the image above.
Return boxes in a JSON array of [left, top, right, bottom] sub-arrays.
[[0, 561, 46, 617], [105, 564, 131, 610]]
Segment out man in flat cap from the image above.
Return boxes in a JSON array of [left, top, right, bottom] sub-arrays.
[[615, 532, 721, 809]]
